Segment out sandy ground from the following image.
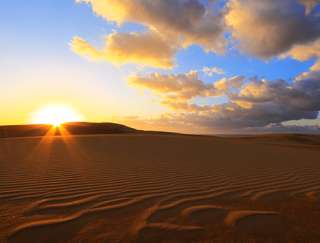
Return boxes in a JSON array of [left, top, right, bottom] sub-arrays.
[[1, 133, 320, 242]]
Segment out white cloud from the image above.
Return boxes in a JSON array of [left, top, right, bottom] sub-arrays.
[[202, 66, 225, 76]]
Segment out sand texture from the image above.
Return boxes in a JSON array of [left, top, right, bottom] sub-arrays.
[[1, 129, 320, 242]]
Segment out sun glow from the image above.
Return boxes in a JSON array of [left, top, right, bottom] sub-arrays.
[[31, 105, 84, 127]]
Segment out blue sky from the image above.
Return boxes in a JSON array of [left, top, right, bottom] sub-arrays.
[[1, 0, 313, 81], [1, 0, 319, 133], [1, 0, 165, 124]]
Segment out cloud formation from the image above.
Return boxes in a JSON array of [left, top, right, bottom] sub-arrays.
[[225, 0, 320, 58], [130, 70, 320, 130], [129, 71, 246, 111], [203, 66, 225, 76], [71, 32, 176, 68], [286, 39, 320, 62], [311, 60, 320, 72], [72, 0, 320, 132], [214, 76, 244, 92], [74, 0, 320, 68], [225, 76, 320, 127], [286, 39, 320, 75], [77, 0, 226, 53], [129, 71, 218, 111]]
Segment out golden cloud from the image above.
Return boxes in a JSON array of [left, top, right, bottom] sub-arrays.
[[71, 32, 176, 68], [76, 0, 226, 53]]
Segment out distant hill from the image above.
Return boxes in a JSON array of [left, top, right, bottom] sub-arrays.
[[1, 123, 319, 147], [0, 122, 137, 138]]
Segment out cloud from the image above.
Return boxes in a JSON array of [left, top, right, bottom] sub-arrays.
[[214, 76, 244, 92], [286, 39, 320, 80], [129, 70, 320, 130], [74, 0, 320, 67], [72, 0, 320, 133], [71, 36, 104, 60], [223, 76, 320, 127], [286, 39, 320, 61], [129, 71, 218, 101], [243, 123, 320, 134], [311, 59, 320, 72], [286, 39, 320, 76], [225, 0, 320, 58], [203, 74, 320, 129], [71, 32, 176, 68], [203, 66, 225, 76], [128, 71, 245, 111], [76, 0, 226, 53]]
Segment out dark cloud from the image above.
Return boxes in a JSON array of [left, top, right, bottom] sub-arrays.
[[226, 0, 320, 58], [129, 71, 320, 130]]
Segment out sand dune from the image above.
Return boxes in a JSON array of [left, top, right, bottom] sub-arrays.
[[1, 125, 320, 242]]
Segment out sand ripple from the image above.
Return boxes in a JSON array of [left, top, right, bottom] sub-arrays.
[[0, 134, 320, 242]]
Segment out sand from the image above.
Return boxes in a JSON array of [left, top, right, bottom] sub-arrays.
[[1, 130, 320, 242]]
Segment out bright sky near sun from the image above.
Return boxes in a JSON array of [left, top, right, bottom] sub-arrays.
[[1, 0, 320, 133]]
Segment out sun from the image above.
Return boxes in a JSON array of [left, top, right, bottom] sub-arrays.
[[31, 105, 84, 127]]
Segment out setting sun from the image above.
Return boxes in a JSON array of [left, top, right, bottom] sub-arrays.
[[31, 105, 84, 127]]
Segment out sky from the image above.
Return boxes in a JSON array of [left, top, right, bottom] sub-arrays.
[[1, 0, 320, 133]]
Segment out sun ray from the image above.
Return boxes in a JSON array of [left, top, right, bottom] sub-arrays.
[[29, 105, 85, 164]]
